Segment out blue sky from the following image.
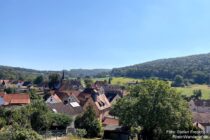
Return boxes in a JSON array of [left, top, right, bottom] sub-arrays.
[[1, 0, 210, 70]]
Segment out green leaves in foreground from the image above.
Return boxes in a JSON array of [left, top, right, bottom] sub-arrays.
[[112, 80, 193, 140]]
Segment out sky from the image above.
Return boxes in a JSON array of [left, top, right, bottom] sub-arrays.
[[1, 0, 210, 70]]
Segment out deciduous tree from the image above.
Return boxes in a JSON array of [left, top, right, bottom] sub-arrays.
[[75, 107, 103, 138], [112, 80, 193, 140]]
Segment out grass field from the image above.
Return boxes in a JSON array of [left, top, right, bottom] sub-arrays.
[[175, 84, 210, 99], [92, 77, 141, 85], [110, 77, 141, 85], [90, 77, 210, 99], [91, 77, 141, 85]]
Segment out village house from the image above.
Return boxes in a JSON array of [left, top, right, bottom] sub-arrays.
[[45, 93, 62, 104], [0, 93, 30, 106], [189, 99, 210, 113], [189, 99, 210, 134], [192, 112, 210, 134], [0, 80, 10, 90], [47, 102, 83, 118], [47, 100, 83, 128], [77, 88, 111, 120], [46, 90, 80, 104], [60, 79, 83, 91], [97, 84, 124, 104], [56, 91, 80, 103], [93, 82, 125, 104]]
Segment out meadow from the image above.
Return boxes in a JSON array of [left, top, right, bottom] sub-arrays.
[[91, 77, 210, 99], [175, 84, 210, 99], [92, 77, 141, 85]]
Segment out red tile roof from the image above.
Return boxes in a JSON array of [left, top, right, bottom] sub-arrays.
[[103, 117, 119, 126], [1, 94, 30, 105], [0, 93, 5, 97], [51, 94, 62, 103]]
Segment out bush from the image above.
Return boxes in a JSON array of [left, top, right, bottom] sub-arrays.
[[76, 129, 87, 138], [0, 117, 6, 129], [12, 128, 43, 140], [0, 128, 43, 140], [51, 113, 72, 129]]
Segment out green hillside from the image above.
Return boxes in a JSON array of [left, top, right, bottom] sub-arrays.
[[111, 53, 210, 84]]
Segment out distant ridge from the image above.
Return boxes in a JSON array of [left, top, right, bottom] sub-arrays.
[[2, 52, 210, 84], [0, 65, 110, 80]]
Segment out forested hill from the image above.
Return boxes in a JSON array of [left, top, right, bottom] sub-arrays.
[[0, 65, 110, 80], [111, 53, 210, 84], [68, 69, 110, 77], [0, 66, 46, 80]]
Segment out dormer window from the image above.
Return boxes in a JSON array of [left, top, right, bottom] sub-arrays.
[[98, 101, 105, 107], [64, 100, 68, 105]]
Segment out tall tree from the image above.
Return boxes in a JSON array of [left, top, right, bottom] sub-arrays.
[[33, 75, 44, 85], [172, 75, 185, 87], [84, 79, 93, 88], [112, 80, 193, 140], [192, 89, 202, 100], [48, 73, 60, 89], [75, 107, 103, 138]]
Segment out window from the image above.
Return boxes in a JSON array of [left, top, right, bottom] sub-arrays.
[[70, 102, 80, 107]]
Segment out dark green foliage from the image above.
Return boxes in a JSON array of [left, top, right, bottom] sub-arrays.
[[108, 77, 112, 84], [0, 100, 72, 133], [51, 113, 72, 129], [75, 107, 103, 138], [4, 87, 16, 94], [0, 128, 43, 140], [84, 78, 93, 88], [76, 129, 87, 138], [192, 89, 202, 100], [30, 100, 72, 131], [12, 128, 43, 140], [171, 75, 185, 87], [112, 80, 193, 140], [28, 89, 41, 100], [0, 117, 6, 129], [48, 73, 60, 89], [33, 75, 44, 85], [111, 53, 210, 84], [31, 111, 52, 131], [30, 100, 50, 113], [181, 95, 192, 101]]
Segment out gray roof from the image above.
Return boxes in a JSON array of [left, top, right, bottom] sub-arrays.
[[47, 102, 83, 116]]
